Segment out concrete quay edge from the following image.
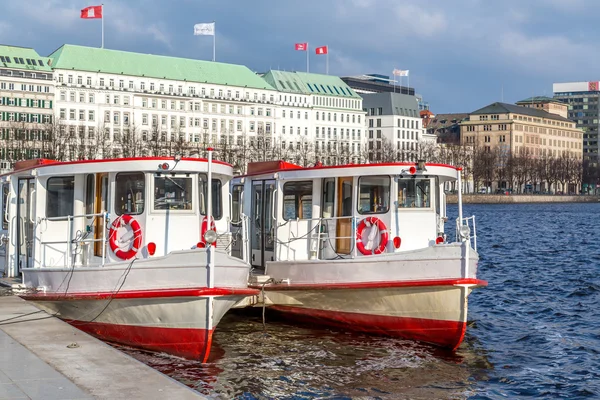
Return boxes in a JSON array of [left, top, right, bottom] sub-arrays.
[[0, 295, 207, 399]]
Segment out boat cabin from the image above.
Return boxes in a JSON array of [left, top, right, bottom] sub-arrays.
[[0, 157, 233, 278], [232, 161, 460, 269]]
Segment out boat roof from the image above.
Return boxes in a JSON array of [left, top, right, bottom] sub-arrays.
[[2, 157, 233, 178], [236, 161, 460, 181]]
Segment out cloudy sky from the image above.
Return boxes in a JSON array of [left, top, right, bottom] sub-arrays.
[[1, 0, 598, 112]]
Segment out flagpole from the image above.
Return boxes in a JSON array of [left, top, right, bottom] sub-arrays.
[[307, 42, 309, 73], [101, 3, 104, 48], [212, 20, 216, 62], [326, 45, 329, 75]]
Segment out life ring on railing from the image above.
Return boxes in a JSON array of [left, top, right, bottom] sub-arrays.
[[198, 215, 217, 248], [109, 214, 143, 260], [356, 217, 389, 256]]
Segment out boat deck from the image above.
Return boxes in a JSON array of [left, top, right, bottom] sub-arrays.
[[0, 292, 206, 399]]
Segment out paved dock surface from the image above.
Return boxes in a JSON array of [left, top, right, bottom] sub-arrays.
[[0, 295, 206, 399]]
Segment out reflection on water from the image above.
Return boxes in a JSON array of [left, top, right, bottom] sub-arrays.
[[119, 309, 491, 399]]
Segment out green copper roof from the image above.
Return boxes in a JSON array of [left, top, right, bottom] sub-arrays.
[[262, 70, 361, 98], [0, 45, 52, 72], [515, 96, 561, 104], [48, 44, 275, 90]]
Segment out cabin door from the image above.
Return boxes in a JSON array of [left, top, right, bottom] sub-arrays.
[[16, 178, 34, 273], [93, 173, 109, 258], [336, 177, 353, 254], [250, 180, 276, 268]]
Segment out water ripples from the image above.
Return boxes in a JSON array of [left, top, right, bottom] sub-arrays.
[[118, 202, 600, 399]]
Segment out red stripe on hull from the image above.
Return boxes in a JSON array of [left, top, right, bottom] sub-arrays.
[[21, 287, 259, 302], [269, 306, 467, 350], [253, 278, 487, 291], [67, 320, 215, 362]]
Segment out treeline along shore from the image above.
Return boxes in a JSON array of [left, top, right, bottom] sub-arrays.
[[446, 194, 600, 204]]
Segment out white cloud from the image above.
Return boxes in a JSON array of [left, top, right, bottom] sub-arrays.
[[498, 32, 596, 76], [392, 3, 447, 38]]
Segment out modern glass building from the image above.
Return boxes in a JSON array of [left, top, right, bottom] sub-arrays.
[[553, 82, 600, 167]]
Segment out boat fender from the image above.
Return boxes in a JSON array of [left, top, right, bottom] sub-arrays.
[[356, 217, 389, 256], [198, 215, 217, 248], [109, 214, 143, 260]]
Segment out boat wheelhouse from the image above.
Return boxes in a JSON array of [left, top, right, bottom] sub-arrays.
[[1, 155, 256, 361], [233, 160, 487, 350]]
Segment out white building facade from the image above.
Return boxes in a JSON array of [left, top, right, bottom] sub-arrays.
[[43, 45, 368, 170], [0, 45, 54, 171], [361, 92, 436, 162]]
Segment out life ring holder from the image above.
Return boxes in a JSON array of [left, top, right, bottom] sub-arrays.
[[198, 215, 217, 248], [356, 216, 389, 255], [109, 214, 143, 260]]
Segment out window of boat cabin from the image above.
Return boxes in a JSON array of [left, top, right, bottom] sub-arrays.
[[46, 176, 75, 218], [358, 176, 390, 214], [1, 184, 8, 230], [231, 185, 243, 226], [283, 181, 312, 220], [153, 175, 193, 211], [115, 172, 145, 215], [322, 178, 335, 218], [85, 174, 94, 217], [397, 177, 431, 208], [198, 175, 222, 220]]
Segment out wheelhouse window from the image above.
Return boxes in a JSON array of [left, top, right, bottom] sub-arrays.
[[199, 175, 222, 220], [283, 181, 313, 220], [46, 176, 75, 218], [398, 177, 431, 208], [115, 172, 145, 215], [358, 176, 390, 214], [85, 174, 94, 216], [153, 175, 193, 210], [231, 185, 243, 225], [322, 178, 335, 218]]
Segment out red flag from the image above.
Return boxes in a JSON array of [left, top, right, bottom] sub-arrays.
[[81, 5, 103, 19], [295, 43, 307, 51], [315, 46, 328, 55]]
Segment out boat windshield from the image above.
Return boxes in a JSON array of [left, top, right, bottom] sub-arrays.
[[397, 177, 431, 208], [153, 176, 193, 210]]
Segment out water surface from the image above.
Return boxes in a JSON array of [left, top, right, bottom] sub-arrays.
[[120, 202, 600, 399]]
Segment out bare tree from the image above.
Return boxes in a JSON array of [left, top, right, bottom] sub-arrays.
[[116, 123, 146, 158]]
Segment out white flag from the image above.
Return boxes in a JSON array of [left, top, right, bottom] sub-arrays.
[[194, 23, 215, 36], [393, 69, 409, 77]]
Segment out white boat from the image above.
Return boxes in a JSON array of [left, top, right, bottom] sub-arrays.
[[1, 153, 256, 361], [233, 160, 487, 350]]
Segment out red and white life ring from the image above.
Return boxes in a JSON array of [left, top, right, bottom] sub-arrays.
[[198, 215, 216, 248], [356, 217, 389, 255], [109, 214, 143, 260]]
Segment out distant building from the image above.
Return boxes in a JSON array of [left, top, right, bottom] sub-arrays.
[[420, 110, 435, 129], [361, 92, 436, 162], [462, 101, 581, 157], [0, 45, 54, 171], [461, 101, 583, 192], [426, 113, 470, 145], [553, 82, 600, 168]]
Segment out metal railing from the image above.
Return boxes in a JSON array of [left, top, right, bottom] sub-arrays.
[[276, 216, 359, 261], [455, 215, 477, 252], [39, 211, 108, 268]]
